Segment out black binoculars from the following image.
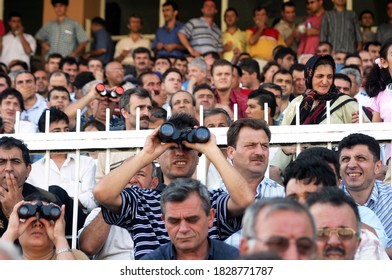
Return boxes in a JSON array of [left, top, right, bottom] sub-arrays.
[[95, 83, 124, 98], [158, 122, 210, 144], [18, 201, 61, 221]]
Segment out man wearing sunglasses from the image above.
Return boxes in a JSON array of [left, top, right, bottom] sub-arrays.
[[307, 188, 361, 260], [239, 197, 317, 260]]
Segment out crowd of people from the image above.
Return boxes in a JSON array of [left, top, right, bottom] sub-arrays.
[[0, 0, 391, 261]]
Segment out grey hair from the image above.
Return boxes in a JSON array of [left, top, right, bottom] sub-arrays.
[[203, 108, 232, 126], [340, 68, 361, 86], [242, 198, 316, 240], [188, 57, 208, 72], [160, 178, 211, 216]]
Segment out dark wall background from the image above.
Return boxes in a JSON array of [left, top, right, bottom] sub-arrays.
[[4, 0, 43, 35]]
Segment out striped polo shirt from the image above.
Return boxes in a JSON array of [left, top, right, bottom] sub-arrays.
[[102, 184, 242, 259], [179, 17, 222, 54]]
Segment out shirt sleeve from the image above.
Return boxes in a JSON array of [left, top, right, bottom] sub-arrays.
[[74, 22, 89, 43]]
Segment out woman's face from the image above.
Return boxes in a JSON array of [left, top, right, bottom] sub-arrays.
[[264, 65, 279, 83], [312, 64, 333, 95]]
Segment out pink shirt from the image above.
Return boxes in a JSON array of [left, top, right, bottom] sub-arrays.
[[297, 12, 324, 55]]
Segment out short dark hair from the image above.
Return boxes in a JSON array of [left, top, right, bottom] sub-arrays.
[[132, 47, 151, 60], [0, 136, 31, 166], [296, 147, 340, 179], [51, 0, 69, 6], [47, 53, 63, 63], [290, 63, 305, 74], [334, 73, 352, 88], [202, 51, 220, 61], [306, 188, 361, 234], [162, 67, 183, 81], [138, 71, 161, 87], [0, 72, 12, 88], [260, 83, 283, 95], [160, 178, 211, 216], [363, 41, 381, 51], [274, 47, 296, 62], [7, 11, 22, 21], [9, 60, 28, 71], [82, 119, 106, 131], [60, 56, 78, 69], [272, 69, 292, 83], [38, 107, 69, 133], [283, 157, 338, 189], [239, 59, 260, 81], [247, 89, 277, 118], [227, 118, 271, 148], [211, 59, 233, 76], [150, 106, 167, 123], [47, 86, 70, 101], [154, 56, 172, 67], [359, 10, 374, 21], [281, 0, 295, 11], [338, 133, 380, 162], [91, 17, 106, 26], [224, 7, 239, 17], [119, 87, 152, 111], [0, 88, 24, 111], [193, 83, 214, 95], [253, 5, 268, 17], [163, 1, 179, 12]]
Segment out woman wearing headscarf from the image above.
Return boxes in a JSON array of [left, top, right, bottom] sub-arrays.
[[269, 55, 369, 184]]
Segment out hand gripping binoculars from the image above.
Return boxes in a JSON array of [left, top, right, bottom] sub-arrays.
[[95, 83, 124, 98], [18, 201, 61, 221], [158, 122, 210, 144]]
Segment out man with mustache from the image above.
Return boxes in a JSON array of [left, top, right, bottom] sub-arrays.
[[307, 188, 361, 260]]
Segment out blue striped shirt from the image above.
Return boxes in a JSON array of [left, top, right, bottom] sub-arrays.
[[341, 180, 392, 248], [179, 17, 222, 54], [102, 184, 242, 259]]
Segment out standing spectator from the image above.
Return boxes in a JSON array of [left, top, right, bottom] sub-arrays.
[[82, 17, 114, 66], [153, 1, 185, 58], [222, 8, 246, 62], [178, 0, 222, 57], [376, 0, 392, 45], [297, 0, 325, 56], [35, 0, 89, 59], [0, 12, 36, 70], [359, 10, 376, 43], [246, 6, 285, 68], [274, 1, 298, 50], [320, 0, 362, 53], [114, 15, 151, 67]]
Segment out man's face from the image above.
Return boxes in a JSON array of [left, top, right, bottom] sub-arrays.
[[201, 0, 217, 18], [264, 87, 282, 112], [0, 77, 9, 93], [334, 78, 351, 95], [204, 113, 229, 128], [158, 144, 199, 181], [129, 163, 155, 189], [48, 74, 68, 91], [224, 10, 238, 27], [174, 59, 188, 76], [345, 57, 361, 69], [307, 0, 323, 14], [163, 72, 182, 96], [282, 6, 296, 24], [62, 63, 78, 83], [162, 5, 177, 22], [367, 45, 380, 62], [317, 44, 332, 56], [285, 179, 320, 205], [128, 17, 142, 33], [273, 73, 293, 98], [141, 73, 161, 96], [8, 16, 21, 32], [310, 203, 360, 260], [123, 95, 152, 130], [332, 0, 346, 7], [91, 97, 116, 122], [154, 58, 170, 74], [227, 127, 269, 180], [46, 57, 61, 73], [134, 53, 150, 72], [163, 192, 214, 256], [292, 70, 306, 96], [188, 65, 206, 85], [105, 62, 125, 86], [263, 65, 279, 83], [212, 65, 233, 91], [334, 53, 346, 65], [242, 208, 315, 260], [48, 90, 70, 111], [0, 96, 21, 119], [360, 12, 374, 28], [34, 70, 49, 94], [279, 54, 296, 71], [53, 3, 67, 17], [15, 72, 36, 100], [339, 144, 381, 193], [245, 98, 264, 120], [359, 51, 373, 70], [0, 147, 31, 189], [240, 70, 253, 89], [88, 59, 103, 73], [194, 89, 216, 112], [171, 91, 196, 117], [346, 74, 359, 98], [49, 120, 69, 133], [254, 9, 268, 25]]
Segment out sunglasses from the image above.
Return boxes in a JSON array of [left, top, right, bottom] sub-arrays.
[[317, 227, 357, 241], [251, 236, 315, 256]]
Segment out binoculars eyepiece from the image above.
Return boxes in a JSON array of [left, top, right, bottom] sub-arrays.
[[158, 122, 210, 144], [18, 201, 61, 221], [95, 83, 124, 98]]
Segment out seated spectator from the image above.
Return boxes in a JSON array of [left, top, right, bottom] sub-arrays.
[[141, 178, 239, 260]]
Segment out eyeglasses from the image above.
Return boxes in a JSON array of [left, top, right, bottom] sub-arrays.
[[250, 236, 315, 256], [316, 227, 358, 241]]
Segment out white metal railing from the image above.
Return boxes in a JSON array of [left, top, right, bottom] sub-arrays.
[[7, 106, 392, 249]]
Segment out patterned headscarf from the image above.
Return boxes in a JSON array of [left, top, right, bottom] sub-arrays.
[[292, 55, 343, 125]]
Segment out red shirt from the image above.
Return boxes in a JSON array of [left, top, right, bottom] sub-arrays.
[[214, 88, 247, 119]]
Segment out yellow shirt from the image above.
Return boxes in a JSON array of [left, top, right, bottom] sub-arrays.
[[245, 27, 286, 61], [222, 28, 246, 61]]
